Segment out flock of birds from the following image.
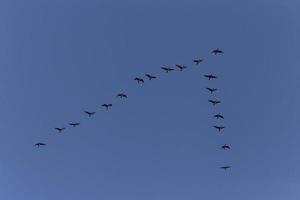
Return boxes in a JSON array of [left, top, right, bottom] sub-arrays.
[[35, 48, 231, 171]]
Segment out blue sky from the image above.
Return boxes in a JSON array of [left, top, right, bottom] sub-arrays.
[[0, 0, 299, 199]]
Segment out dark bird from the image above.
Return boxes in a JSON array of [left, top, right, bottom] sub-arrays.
[[221, 144, 230, 150], [213, 125, 225, 132], [145, 74, 157, 80], [55, 127, 65, 133], [134, 77, 144, 84], [193, 59, 203, 64], [85, 111, 95, 117], [102, 103, 112, 109], [69, 122, 80, 127], [161, 66, 175, 73], [176, 65, 188, 71], [204, 74, 217, 80], [220, 166, 231, 170], [35, 143, 46, 147], [208, 99, 221, 106], [117, 93, 127, 98], [212, 48, 224, 55], [214, 113, 224, 119], [206, 87, 218, 94]]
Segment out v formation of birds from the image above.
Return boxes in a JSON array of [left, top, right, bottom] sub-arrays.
[[35, 48, 231, 170]]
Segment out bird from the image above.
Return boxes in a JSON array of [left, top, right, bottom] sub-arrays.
[[214, 113, 224, 119], [69, 122, 80, 127], [221, 144, 230, 150], [204, 74, 217, 80], [208, 99, 221, 106], [134, 77, 144, 84], [212, 48, 224, 55], [220, 166, 231, 170], [193, 59, 203, 64], [117, 93, 127, 98], [102, 104, 112, 109], [213, 125, 225, 132], [161, 66, 175, 73], [206, 87, 218, 94], [176, 65, 188, 71], [85, 111, 95, 117], [145, 74, 157, 80], [55, 127, 65, 133], [35, 143, 46, 147]]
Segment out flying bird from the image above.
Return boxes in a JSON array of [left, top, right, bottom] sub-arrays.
[[193, 59, 203, 64], [85, 111, 95, 117], [69, 122, 80, 127], [213, 125, 225, 132], [161, 67, 175, 73], [102, 104, 112, 109], [221, 144, 230, 150], [35, 143, 46, 147], [134, 77, 144, 84], [206, 87, 218, 94], [204, 74, 217, 80], [212, 48, 224, 55], [145, 74, 157, 80], [176, 65, 188, 71], [55, 127, 65, 133], [117, 93, 127, 98], [214, 113, 224, 119], [208, 99, 221, 106], [220, 166, 231, 170]]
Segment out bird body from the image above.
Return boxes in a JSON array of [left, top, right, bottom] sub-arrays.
[[35, 143, 46, 147], [85, 111, 95, 117], [176, 65, 188, 71], [204, 74, 217, 80], [212, 48, 224, 55], [213, 125, 225, 132], [193, 59, 203, 64], [214, 113, 224, 119], [55, 127, 65, 133], [221, 144, 230, 150], [145, 74, 157, 80], [69, 122, 80, 127], [206, 87, 217, 94], [220, 166, 231, 170], [117, 93, 127, 98], [208, 99, 221, 106], [161, 66, 174, 73], [102, 104, 112, 109], [134, 77, 144, 83]]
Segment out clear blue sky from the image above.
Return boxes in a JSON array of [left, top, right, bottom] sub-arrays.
[[0, 0, 299, 199]]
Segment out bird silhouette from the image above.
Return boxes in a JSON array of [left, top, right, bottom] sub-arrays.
[[117, 93, 127, 98], [85, 111, 95, 117], [69, 122, 80, 127], [55, 127, 65, 133], [161, 67, 175, 73], [193, 59, 203, 64], [212, 48, 224, 55], [214, 113, 224, 119], [221, 144, 230, 150], [145, 74, 157, 80], [176, 65, 188, 71], [204, 74, 217, 80], [35, 142, 46, 147], [208, 99, 221, 106], [102, 104, 112, 109], [220, 166, 231, 170], [134, 77, 144, 84], [213, 125, 225, 132], [206, 87, 218, 94]]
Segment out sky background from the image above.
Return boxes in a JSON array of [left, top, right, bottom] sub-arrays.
[[0, 0, 299, 199]]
